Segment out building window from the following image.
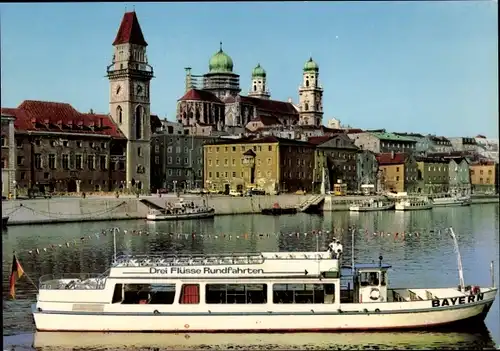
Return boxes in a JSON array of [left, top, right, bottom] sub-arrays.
[[168, 169, 172, 176], [87, 155, 95, 170], [155, 156, 160, 164], [17, 156, 24, 166], [20, 172, 26, 180], [34, 153, 42, 169], [16, 138, 23, 148], [138, 147, 142, 157], [100, 156, 107, 170], [177, 169, 181, 176], [208, 171, 212, 178], [62, 154, 69, 170], [176, 157, 180, 164], [168, 156, 172, 164], [44, 172, 49, 179], [184, 157, 189, 164], [48, 154, 56, 169], [76, 155, 83, 169], [232, 172, 236, 177], [77, 141, 82, 148]]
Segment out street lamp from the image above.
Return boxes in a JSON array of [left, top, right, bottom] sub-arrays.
[[173, 180, 177, 194], [12, 180, 17, 200]]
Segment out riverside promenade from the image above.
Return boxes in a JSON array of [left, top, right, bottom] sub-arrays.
[[1, 193, 498, 226]]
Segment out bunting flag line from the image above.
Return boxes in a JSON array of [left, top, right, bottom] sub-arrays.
[[10, 226, 453, 258], [9, 253, 25, 299]]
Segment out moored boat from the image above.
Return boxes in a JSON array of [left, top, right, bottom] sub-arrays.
[[262, 202, 298, 215], [431, 194, 471, 207], [146, 198, 215, 221], [395, 196, 433, 211], [31, 228, 497, 332], [349, 199, 395, 212]]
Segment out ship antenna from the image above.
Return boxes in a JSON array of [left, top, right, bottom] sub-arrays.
[[448, 227, 465, 293]]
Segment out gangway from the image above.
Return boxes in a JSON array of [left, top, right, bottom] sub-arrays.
[[139, 199, 164, 211], [298, 195, 326, 212]]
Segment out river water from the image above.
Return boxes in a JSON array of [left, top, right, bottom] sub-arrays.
[[2, 204, 499, 350]]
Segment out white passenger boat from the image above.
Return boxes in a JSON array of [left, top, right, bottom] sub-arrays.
[[431, 194, 471, 207], [32, 228, 497, 332], [395, 196, 433, 211], [349, 199, 395, 212], [146, 198, 215, 221]]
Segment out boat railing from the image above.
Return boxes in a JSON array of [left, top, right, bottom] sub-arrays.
[[39, 273, 107, 290], [112, 252, 267, 267], [112, 251, 337, 267]]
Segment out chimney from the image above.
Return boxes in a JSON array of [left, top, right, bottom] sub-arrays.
[[89, 108, 94, 114], [391, 151, 395, 159]]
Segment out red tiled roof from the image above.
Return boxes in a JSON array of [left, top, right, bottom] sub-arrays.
[[240, 96, 298, 116], [113, 12, 148, 46], [1, 100, 124, 138], [376, 152, 406, 165], [307, 136, 334, 145], [178, 89, 222, 103], [250, 115, 281, 126]]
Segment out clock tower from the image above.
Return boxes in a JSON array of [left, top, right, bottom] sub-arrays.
[[108, 11, 154, 193]]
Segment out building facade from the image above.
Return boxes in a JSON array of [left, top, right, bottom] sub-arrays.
[[203, 136, 315, 194], [1, 113, 16, 198], [356, 150, 379, 191], [469, 160, 497, 194], [151, 123, 217, 192], [415, 156, 449, 194], [448, 158, 471, 196], [376, 153, 418, 193], [448, 137, 478, 153], [309, 135, 358, 193], [348, 131, 417, 154]]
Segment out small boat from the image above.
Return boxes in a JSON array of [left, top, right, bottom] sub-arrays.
[[261, 202, 298, 215], [431, 194, 471, 207], [2, 216, 9, 229], [395, 196, 433, 211], [349, 199, 395, 212], [146, 198, 215, 221], [31, 228, 497, 332]]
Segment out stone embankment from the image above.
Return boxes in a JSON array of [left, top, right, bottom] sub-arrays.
[[1, 193, 497, 226]]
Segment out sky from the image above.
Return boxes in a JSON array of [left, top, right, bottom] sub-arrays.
[[0, 2, 498, 138]]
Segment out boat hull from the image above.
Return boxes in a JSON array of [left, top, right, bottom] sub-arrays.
[[395, 204, 433, 211], [261, 208, 298, 215], [349, 204, 395, 212], [146, 211, 215, 221], [33, 291, 495, 332]]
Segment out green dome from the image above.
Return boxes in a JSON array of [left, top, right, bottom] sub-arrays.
[[252, 63, 266, 78], [209, 42, 234, 73], [304, 57, 319, 72]]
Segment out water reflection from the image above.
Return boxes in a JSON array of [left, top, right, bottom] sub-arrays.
[[2, 204, 499, 348], [2, 328, 497, 350]]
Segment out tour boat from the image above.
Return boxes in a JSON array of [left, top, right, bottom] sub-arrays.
[[431, 194, 471, 207], [395, 197, 433, 211], [349, 199, 395, 212], [146, 198, 215, 221], [31, 228, 497, 332]]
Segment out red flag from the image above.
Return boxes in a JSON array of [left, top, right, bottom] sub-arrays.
[[9, 254, 25, 299]]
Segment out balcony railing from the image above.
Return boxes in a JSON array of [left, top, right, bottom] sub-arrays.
[[106, 63, 154, 77], [39, 273, 107, 290]]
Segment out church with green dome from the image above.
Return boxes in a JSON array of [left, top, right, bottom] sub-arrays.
[[177, 44, 324, 136]]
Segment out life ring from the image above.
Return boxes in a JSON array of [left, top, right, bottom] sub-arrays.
[[184, 324, 190, 329], [370, 288, 380, 301]]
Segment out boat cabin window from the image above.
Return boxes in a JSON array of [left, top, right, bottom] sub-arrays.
[[273, 283, 335, 304], [179, 284, 200, 304], [120, 284, 176, 304], [205, 284, 267, 304], [359, 272, 380, 287], [381, 271, 387, 286]]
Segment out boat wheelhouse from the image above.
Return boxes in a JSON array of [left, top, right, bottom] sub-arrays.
[[146, 198, 215, 221], [349, 199, 395, 212], [32, 234, 497, 332]]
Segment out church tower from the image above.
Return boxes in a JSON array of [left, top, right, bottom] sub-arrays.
[[107, 11, 154, 193], [298, 57, 323, 126], [248, 64, 270, 99]]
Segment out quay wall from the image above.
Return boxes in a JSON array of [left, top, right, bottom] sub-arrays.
[[1, 194, 498, 226]]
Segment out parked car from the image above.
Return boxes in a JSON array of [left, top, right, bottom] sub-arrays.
[[229, 190, 243, 197]]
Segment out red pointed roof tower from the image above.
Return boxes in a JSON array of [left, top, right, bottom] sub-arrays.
[[113, 11, 148, 46]]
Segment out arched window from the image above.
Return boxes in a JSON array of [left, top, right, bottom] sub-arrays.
[[304, 103, 309, 111], [135, 105, 144, 140], [253, 85, 257, 92], [306, 80, 309, 87], [116, 106, 123, 124]]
